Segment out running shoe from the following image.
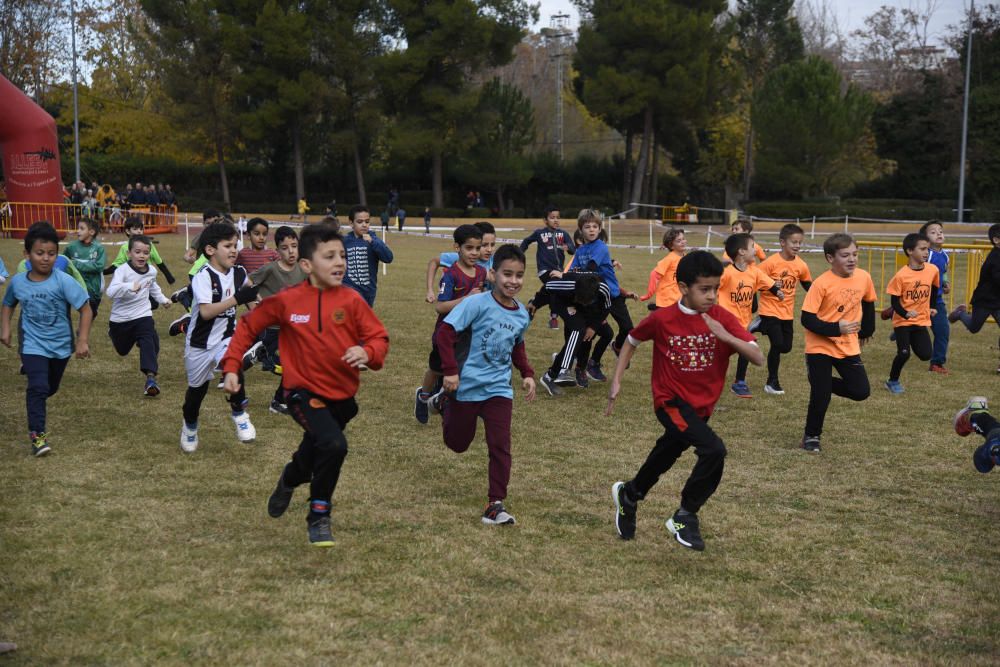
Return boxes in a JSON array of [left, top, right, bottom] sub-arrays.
[[482, 501, 516, 525], [666, 511, 705, 551], [612, 481, 636, 540]]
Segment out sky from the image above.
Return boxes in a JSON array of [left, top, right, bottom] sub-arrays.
[[532, 0, 968, 49]]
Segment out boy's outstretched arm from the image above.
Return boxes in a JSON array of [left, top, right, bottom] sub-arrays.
[[76, 304, 93, 358], [425, 257, 443, 303], [0, 305, 13, 348], [605, 338, 638, 416], [434, 292, 479, 315], [702, 312, 763, 366]]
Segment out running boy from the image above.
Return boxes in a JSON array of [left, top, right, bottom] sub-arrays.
[[730, 219, 766, 264], [920, 220, 951, 374], [639, 227, 687, 309], [236, 217, 280, 274], [221, 224, 389, 547], [425, 221, 496, 302], [63, 217, 106, 317], [414, 224, 486, 424], [248, 226, 306, 411], [434, 244, 535, 525], [949, 223, 1000, 374], [884, 232, 939, 394], [180, 222, 259, 452], [520, 205, 573, 329], [105, 235, 172, 396], [954, 397, 1000, 473], [1, 221, 93, 456], [753, 223, 813, 394], [608, 251, 763, 550], [718, 233, 783, 398], [343, 205, 394, 306], [800, 233, 877, 452]]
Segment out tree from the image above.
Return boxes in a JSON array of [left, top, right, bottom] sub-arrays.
[[733, 0, 804, 199], [0, 0, 67, 102], [850, 1, 942, 98], [141, 0, 241, 207], [379, 0, 537, 208], [574, 0, 728, 213], [462, 77, 535, 211], [752, 55, 875, 197]]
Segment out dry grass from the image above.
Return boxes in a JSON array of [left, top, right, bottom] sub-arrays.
[[1, 225, 998, 665]]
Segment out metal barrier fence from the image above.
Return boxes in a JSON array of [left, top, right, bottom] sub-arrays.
[[0, 201, 178, 237]]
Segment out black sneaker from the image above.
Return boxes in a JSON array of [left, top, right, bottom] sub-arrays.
[[267, 469, 294, 518], [307, 515, 334, 547], [801, 436, 821, 453], [612, 481, 636, 540], [666, 511, 705, 551], [575, 368, 589, 388], [269, 399, 288, 415], [168, 314, 190, 337], [554, 369, 577, 387], [539, 371, 563, 396], [242, 341, 264, 371], [482, 501, 516, 525]]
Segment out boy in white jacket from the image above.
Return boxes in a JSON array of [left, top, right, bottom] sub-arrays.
[[106, 235, 172, 396]]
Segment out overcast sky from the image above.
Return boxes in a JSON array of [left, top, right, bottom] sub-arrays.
[[532, 0, 968, 49]]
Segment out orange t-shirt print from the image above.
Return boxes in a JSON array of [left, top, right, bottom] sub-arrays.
[[718, 264, 773, 327], [757, 253, 812, 320], [886, 264, 939, 328], [802, 268, 877, 358]]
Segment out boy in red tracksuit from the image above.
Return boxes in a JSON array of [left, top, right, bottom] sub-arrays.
[[222, 224, 390, 548]]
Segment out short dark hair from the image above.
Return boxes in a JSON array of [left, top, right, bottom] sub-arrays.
[[274, 226, 297, 246], [124, 215, 144, 232], [79, 217, 100, 235], [320, 215, 341, 232], [676, 250, 724, 286], [202, 208, 223, 223], [733, 219, 753, 232], [298, 223, 343, 261], [454, 224, 483, 245], [247, 217, 268, 233], [198, 221, 238, 256], [918, 219, 942, 237], [349, 205, 369, 222], [662, 226, 684, 250], [24, 220, 59, 252], [544, 204, 560, 219], [491, 244, 525, 270], [823, 233, 856, 258], [988, 223, 1000, 243], [725, 233, 753, 261], [474, 221, 496, 236], [902, 232, 928, 254], [779, 223, 804, 240], [128, 234, 152, 251]]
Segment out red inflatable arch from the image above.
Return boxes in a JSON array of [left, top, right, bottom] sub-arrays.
[[0, 74, 66, 236]]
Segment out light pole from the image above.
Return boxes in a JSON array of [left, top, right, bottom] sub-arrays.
[[543, 14, 572, 162], [957, 0, 974, 224], [70, 0, 81, 183]]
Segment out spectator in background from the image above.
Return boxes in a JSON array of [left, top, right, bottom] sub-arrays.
[[162, 185, 177, 207], [396, 208, 406, 231], [128, 182, 145, 205]]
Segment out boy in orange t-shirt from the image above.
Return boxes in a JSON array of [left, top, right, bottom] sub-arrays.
[[639, 227, 686, 308], [754, 223, 813, 394], [799, 233, 877, 453], [885, 233, 939, 394], [719, 233, 783, 398], [731, 220, 766, 265]]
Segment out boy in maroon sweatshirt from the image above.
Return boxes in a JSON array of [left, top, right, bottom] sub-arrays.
[[222, 224, 390, 547]]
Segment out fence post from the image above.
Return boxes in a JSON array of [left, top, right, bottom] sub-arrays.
[[844, 214, 849, 232], [184, 212, 189, 250], [811, 216, 816, 239], [382, 225, 388, 276], [705, 225, 712, 250], [649, 219, 653, 253]]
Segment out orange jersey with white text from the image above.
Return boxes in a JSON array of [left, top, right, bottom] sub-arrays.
[[757, 253, 812, 320], [718, 264, 774, 327], [802, 268, 877, 358], [886, 264, 939, 327]]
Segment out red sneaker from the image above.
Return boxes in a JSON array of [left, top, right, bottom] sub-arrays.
[[928, 364, 950, 375]]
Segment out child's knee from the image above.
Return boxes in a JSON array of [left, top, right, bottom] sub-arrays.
[[316, 431, 348, 458]]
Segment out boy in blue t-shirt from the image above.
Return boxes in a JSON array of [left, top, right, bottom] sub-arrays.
[[1, 221, 93, 456], [920, 220, 951, 373], [434, 244, 536, 525]]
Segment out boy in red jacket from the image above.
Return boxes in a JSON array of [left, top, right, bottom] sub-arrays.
[[222, 224, 390, 547]]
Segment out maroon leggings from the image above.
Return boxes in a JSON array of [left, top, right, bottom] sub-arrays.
[[442, 396, 513, 502]]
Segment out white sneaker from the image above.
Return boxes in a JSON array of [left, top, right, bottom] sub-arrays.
[[180, 422, 199, 453], [242, 341, 264, 371], [232, 411, 256, 442]]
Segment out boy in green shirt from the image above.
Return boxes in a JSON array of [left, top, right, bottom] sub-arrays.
[[63, 217, 106, 316]]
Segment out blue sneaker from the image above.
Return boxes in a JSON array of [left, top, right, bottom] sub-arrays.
[[143, 376, 160, 397], [414, 387, 430, 424], [884, 379, 905, 395], [730, 381, 752, 398], [586, 359, 607, 382]]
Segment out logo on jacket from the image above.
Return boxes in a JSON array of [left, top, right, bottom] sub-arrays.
[[332, 309, 346, 324]]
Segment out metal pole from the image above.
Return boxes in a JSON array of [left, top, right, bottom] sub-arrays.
[[958, 0, 974, 224], [70, 0, 81, 183]]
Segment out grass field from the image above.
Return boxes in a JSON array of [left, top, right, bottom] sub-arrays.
[[1, 223, 998, 665]]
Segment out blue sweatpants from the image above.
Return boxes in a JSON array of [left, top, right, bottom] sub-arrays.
[[21, 354, 70, 434]]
